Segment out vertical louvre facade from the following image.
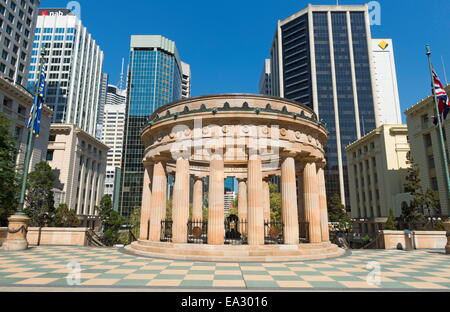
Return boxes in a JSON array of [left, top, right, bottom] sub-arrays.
[[120, 35, 183, 217], [263, 5, 379, 208]]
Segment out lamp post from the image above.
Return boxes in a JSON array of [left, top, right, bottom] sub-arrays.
[[2, 47, 47, 251]]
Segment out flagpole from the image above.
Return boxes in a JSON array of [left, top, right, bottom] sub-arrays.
[[426, 45, 450, 203], [16, 47, 46, 214]]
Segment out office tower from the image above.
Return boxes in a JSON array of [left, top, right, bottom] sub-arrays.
[[28, 8, 104, 137], [181, 61, 191, 99], [102, 85, 126, 199], [224, 177, 235, 193], [371, 39, 402, 125], [0, 0, 41, 86], [262, 4, 380, 207], [96, 73, 108, 139], [259, 59, 272, 96], [120, 35, 184, 217]]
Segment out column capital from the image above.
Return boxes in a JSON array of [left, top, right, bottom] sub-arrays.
[[237, 177, 247, 183]]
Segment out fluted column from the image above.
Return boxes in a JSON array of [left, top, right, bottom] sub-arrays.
[[262, 178, 271, 222], [297, 171, 304, 222], [237, 179, 248, 221], [139, 163, 152, 240], [172, 158, 190, 243], [192, 177, 203, 221], [303, 160, 322, 243], [281, 156, 300, 245], [247, 154, 264, 245], [317, 165, 330, 242], [208, 156, 225, 245], [148, 160, 167, 242]]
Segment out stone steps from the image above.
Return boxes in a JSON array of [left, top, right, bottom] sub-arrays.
[[124, 241, 346, 262]]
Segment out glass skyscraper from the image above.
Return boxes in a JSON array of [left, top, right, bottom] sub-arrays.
[[261, 4, 379, 208], [120, 35, 185, 217]]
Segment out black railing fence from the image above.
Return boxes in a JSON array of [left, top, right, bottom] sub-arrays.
[[160, 220, 173, 242], [299, 222, 309, 243], [187, 219, 208, 244], [224, 218, 247, 245], [264, 221, 284, 244]]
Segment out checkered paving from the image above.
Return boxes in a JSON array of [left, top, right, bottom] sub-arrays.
[[0, 246, 449, 290]]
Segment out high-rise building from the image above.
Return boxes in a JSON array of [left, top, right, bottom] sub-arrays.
[[259, 59, 272, 96], [102, 86, 126, 200], [0, 0, 41, 86], [120, 35, 185, 217], [262, 4, 381, 207], [371, 39, 402, 125], [28, 8, 104, 137], [96, 73, 108, 139], [181, 61, 191, 99]]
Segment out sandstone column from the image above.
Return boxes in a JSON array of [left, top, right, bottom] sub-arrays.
[[192, 177, 203, 221], [139, 163, 152, 240], [148, 160, 167, 242], [262, 177, 271, 222], [208, 155, 225, 245], [297, 171, 304, 222], [281, 156, 300, 245], [247, 154, 264, 245], [317, 165, 330, 242], [303, 160, 322, 243], [237, 179, 248, 221], [172, 158, 190, 243]]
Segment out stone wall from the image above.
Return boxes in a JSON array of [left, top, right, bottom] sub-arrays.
[[26, 228, 89, 246], [381, 230, 447, 250], [0, 227, 7, 246]]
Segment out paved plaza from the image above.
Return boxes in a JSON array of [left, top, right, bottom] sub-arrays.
[[0, 246, 449, 291]]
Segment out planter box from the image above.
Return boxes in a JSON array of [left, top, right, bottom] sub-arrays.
[[27, 227, 90, 246], [381, 230, 447, 250]]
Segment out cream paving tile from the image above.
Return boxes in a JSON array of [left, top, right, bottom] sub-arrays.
[[5, 272, 45, 278], [321, 271, 352, 277], [212, 280, 246, 288], [184, 274, 214, 280], [214, 270, 242, 275], [339, 281, 380, 289], [267, 271, 297, 276], [15, 278, 58, 285], [301, 275, 335, 282], [105, 269, 137, 274], [81, 279, 119, 286], [160, 269, 189, 275], [243, 275, 274, 281], [124, 274, 156, 280], [402, 282, 448, 289], [276, 281, 313, 288], [416, 276, 450, 283], [240, 267, 266, 271]]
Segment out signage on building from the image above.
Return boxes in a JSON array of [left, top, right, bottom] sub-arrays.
[[39, 8, 73, 16]]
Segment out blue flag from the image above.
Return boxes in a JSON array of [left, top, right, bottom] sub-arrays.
[[27, 66, 46, 137]]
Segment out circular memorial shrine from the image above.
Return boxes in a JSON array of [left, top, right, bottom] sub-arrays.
[[125, 94, 345, 262]]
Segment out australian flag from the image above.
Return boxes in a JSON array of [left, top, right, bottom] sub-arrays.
[[27, 66, 47, 137], [432, 68, 450, 125]]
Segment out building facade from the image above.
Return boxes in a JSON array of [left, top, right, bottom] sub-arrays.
[[120, 35, 184, 217], [46, 124, 109, 223], [405, 84, 450, 217], [259, 58, 271, 96], [0, 0, 41, 86], [181, 61, 191, 99], [262, 4, 381, 208], [0, 75, 52, 171], [28, 8, 104, 137], [346, 124, 411, 234], [371, 39, 402, 125], [96, 73, 108, 139]]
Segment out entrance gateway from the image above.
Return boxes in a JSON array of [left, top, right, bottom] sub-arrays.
[[125, 94, 345, 262]]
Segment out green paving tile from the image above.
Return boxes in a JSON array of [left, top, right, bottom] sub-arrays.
[[308, 281, 348, 288], [271, 275, 303, 281], [331, 275, 366, 282], [96, 273, 128, 279], [180, 280, 213, 287], [216, 266, 239, 270], [193, 263, 216, 266], [292, 271, 323, 276], [264, 267, 290, 271], [167, 266, 191, 270], [135, 270, 163, 274], [379, 282, 412, 289], [214, 275, 243, 280], [241, 271, 270, 275], [38, 273, 69, 278], [389, 276, 425, 282], [245, 281, 278, 288], [114, 279, 151, 287], [80, 269, 110, 273]]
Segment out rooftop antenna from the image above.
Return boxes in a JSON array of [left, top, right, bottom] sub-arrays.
[[118, 57, 125, 90], [442, 56, 448, 85]]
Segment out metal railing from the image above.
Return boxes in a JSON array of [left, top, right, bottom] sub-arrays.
[[264, 221, 284, 244], [187, 219, 208, 244], [160, 220, 173, 242], [225, 219, 247, 245], [299, 222, 309, 243]]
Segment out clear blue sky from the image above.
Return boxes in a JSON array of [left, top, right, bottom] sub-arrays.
[[41, 0, 450, 122]]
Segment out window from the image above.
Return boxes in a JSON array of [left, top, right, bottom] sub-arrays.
[[46, 150, 54, 161], [424, 133, 432, 148]]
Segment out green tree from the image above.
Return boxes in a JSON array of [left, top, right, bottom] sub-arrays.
[[385, 209, 397, 230], [0, 113, 20, 226], [328, 194, 351, 231], [96, 195, 124, 246], [52, 204, 80, 227], [25, 162, 56, 227], [269, 183, 281, 222], [400, 153, 426, 226]]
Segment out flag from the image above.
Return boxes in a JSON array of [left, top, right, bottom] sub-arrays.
[[27, 66, 46, 137], [432, 67, 450, 125]]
